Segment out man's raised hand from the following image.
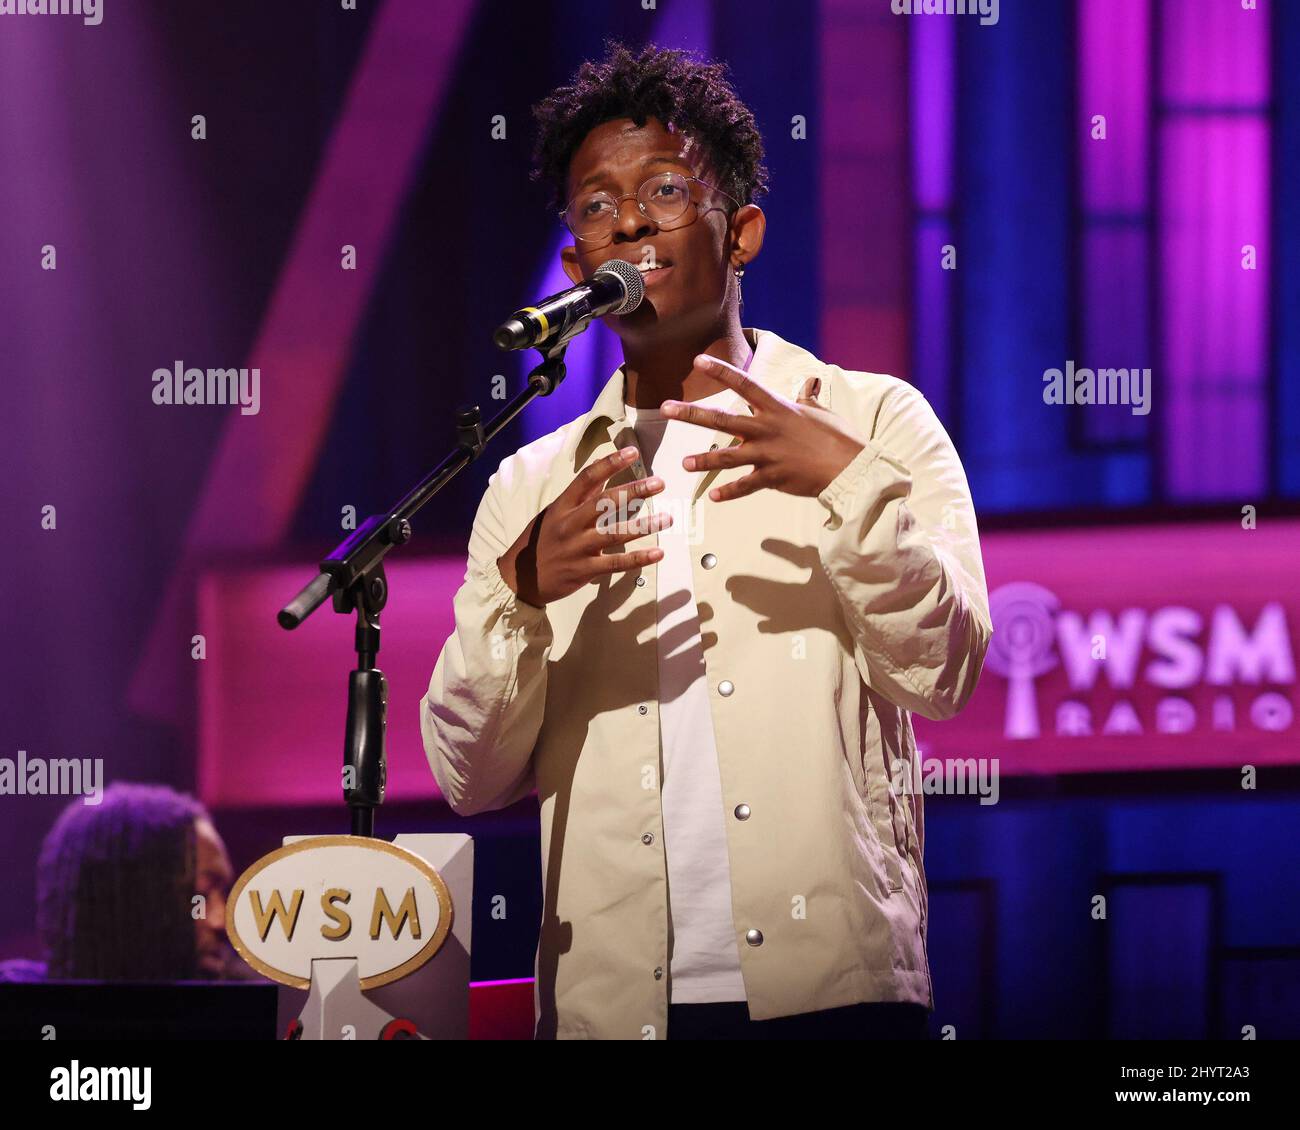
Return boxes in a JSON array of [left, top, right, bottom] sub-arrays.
[[497, 447, 671, 608]]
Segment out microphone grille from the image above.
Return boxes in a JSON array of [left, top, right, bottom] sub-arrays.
[[594, 258, 645, 315]]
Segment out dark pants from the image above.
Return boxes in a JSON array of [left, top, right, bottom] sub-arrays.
[[667, 1000, 930, 1040]]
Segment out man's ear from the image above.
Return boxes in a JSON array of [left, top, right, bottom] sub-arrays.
[[730, 204, 766, 269], [560, 244, 583, 287]]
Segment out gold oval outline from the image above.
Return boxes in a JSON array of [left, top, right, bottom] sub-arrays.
[[225, 835, 454, 991]]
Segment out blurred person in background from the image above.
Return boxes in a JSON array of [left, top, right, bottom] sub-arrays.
[[0, 782, 259, 983]]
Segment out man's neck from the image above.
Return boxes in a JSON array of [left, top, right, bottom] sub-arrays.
[[621, 321, 754, 408]]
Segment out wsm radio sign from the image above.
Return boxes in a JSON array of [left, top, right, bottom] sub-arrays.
[[986, 582, 1295, 741]]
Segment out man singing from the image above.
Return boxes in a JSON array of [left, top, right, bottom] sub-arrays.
[[421, 41, 991, 1040]]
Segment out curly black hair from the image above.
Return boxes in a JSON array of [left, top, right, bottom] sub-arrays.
[[37, 782, 208, 981], [530, 40, 769, 213]]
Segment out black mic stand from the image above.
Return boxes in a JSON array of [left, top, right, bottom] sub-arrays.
[[277, 335, 572, 838]]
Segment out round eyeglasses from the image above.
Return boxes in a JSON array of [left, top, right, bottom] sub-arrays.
[[560, 171, 739, 243]]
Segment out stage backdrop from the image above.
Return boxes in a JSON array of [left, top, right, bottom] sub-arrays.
[[197, 519, 1299, 808]]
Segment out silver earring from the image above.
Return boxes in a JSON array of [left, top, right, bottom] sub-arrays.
[[734, 265, 746, 313]]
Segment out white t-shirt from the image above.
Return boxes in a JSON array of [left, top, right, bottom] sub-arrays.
[[625, 387, 747, 1003]]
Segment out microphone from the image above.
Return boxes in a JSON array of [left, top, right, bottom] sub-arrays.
[[493, 259, 645, 351]]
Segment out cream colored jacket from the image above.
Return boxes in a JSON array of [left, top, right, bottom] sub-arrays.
[[421, 327, 992, 1039]]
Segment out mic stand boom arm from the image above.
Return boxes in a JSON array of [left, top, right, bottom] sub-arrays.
[[276, 338, 571, 838]]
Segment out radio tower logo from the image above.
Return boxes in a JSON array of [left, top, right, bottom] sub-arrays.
[[986, 583, 1060, 739]]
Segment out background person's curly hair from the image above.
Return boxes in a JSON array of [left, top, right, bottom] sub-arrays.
[[530, 40, 770, 213], [37, 782, 208, 981]]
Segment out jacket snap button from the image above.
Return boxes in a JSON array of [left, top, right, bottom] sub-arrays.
[[709, 443, 719, 451], [636, 575, 646, 586], [653, 967, 664, 980], [701, 553, 717, 569], [745, 928, 763, 946], [718, 680, 734, 697], [734, 804, 751, 820], [641, 832, 654, 845], [638, 704, 648, 714]]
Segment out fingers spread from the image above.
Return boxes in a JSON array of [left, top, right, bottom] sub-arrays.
[[707, 469, 767, 503], [659, 402, 759, 436], [588, 546, 663, 577], [591, 484, 668, 542], [573, 446, 639, 505], [683, 443, 754, 473], [693, 353, 782, 411]]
